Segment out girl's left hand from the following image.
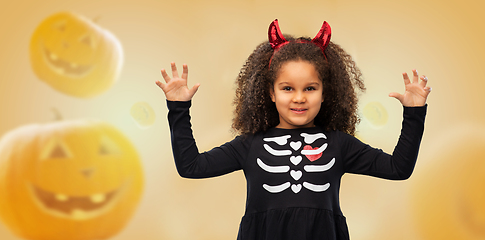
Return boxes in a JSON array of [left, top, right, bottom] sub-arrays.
[[389, 69, 431, 107]]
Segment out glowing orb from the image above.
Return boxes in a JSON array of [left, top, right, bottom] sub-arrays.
[[362, 102, 388, 127], [130, 102, 156, 129]]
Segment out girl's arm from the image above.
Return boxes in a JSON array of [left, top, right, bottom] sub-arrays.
[[343, 105, 426, 180], [343, 70, 430, 179], [167, 101, 248, 178], [156, 63, 248, 178]]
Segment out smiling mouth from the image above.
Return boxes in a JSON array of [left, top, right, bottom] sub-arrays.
[[291, 108, 307, 113], [28, 182, 126, 221], [41, 45, 93, 78]]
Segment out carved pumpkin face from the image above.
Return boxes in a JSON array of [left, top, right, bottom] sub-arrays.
[[0, 120, 143, 240], [30, 12, 123, 98]]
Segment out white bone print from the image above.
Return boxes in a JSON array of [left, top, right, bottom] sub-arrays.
[[263, 182, 291, 193], [304, 158, 335, 172], [264, 144, 292, 156], [301, 133, 326, 144], [257, 158, 290, 173], [303, 182, 330, 192], [301, 143, 327, 155], [259, 133, 335, 194], [263, 135, 291, 145]]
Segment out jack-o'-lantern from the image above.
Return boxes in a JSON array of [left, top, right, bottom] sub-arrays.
[[0, 120, 143, 240], [30, 12, 123, 98]]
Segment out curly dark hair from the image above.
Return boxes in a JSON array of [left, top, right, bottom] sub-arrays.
[[232, 35, 365, 135]]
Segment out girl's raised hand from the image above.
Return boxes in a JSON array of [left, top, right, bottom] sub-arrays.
[[155, 62, 200, 101], [389, 69, 431, 107]]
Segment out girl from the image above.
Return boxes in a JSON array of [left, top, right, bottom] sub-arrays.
[[155, 19, 430, 240]]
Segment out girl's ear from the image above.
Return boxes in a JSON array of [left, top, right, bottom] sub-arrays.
[[270, 87, 276, 102]]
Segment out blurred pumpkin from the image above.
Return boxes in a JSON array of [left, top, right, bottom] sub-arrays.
[[30, 12, 123, 98], [0, 120, 143, 240]]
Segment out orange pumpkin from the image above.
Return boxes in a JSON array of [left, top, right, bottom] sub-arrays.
[[30, 12, 123, 98], [0, 120, 143, 240]]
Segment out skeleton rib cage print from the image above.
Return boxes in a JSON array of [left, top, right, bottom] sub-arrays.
[[258, 133, 335, 194]]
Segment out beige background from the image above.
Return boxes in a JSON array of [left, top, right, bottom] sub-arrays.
[[1, 0, 485, 239]]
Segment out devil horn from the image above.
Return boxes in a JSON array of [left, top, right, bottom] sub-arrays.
[[268, 19, 288, 50], [311, 21, 331, 52]]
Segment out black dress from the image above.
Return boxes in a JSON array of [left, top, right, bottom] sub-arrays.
[[167, 100, 427, 240]]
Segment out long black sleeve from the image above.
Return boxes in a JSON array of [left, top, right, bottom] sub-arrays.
[[342, 105, 427, 180], [167, 100, 250, 178]]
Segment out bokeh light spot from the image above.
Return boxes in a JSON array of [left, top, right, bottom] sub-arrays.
[[363, 101, 388, 127], [130, 102, 156, 129]]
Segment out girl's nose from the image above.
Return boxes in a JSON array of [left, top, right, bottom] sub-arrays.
[[292, 92, 306, 103]]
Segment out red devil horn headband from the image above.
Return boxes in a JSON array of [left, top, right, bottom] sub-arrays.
[[268, 19, 288, 50], [268, 19, 332, 65], [311, 21, 332, 53]]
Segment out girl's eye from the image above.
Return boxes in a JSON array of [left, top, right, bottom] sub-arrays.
[[283, 87, 292, 91], [305, 87, 316, 91]]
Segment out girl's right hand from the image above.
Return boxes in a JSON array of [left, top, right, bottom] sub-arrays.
[[155, 62, 200, 101]]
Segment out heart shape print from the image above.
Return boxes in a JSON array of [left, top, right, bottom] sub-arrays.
[[290, 170, 302, 180], [290, 156, 302, 165], [291, 184, 302, 193], [290, 141, 302, 151], [303, 145, 322, 162]]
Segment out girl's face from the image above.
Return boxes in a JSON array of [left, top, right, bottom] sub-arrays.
[[270, 60, 324, 129]]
